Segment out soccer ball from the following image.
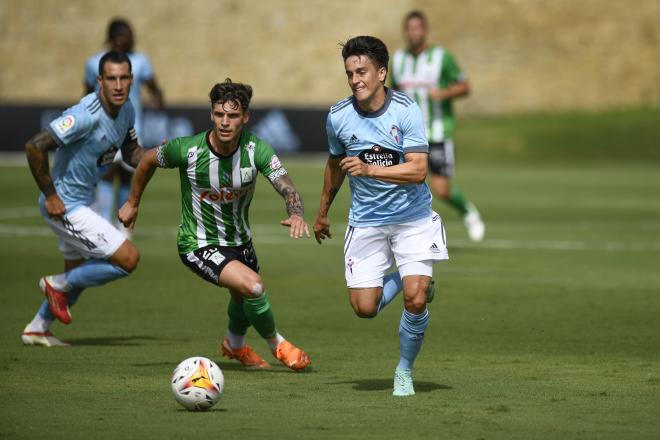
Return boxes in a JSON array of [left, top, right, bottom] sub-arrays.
[[171, 356, 224, 411]]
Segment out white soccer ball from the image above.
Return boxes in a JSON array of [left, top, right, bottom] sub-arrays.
[[171, 356, 224, 411]]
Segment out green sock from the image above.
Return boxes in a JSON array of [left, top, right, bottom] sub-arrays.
[[227, 297, 250, 336], [242, 293, 277, 339], [447, 185, 470, 216]]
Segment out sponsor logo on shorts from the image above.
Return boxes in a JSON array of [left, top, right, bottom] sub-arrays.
[[346, 256, 354, 275], [199, 186, 253, 204], [54, 115, 75, 135], [429, 242, 442, 252], [358, 145, 400, 167]]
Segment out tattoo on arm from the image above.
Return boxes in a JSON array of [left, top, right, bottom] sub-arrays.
[[271, 174, 304, 217], [25, 130, 58, 197], [121, 140, 144, 169], [318, 157, 345, 216]]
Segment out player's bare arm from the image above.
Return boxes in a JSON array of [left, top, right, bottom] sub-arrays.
[[270, 174, 310, 239], [25, 130, 65, 218], [118, 148, 159, 230], [340, 152, 427, 185], [429, 79, 470, 101], [120, 138, 147, 170], [314, 156, 346, 244]]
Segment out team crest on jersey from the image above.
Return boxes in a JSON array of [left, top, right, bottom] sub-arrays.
[[240, 167, 255, 184], [358, 145, 400, 167], [270, 155, 282, 170], [389, 125, 400, 144], [55, 115, 75, 135]]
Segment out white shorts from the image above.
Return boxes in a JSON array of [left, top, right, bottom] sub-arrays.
[[42, 205, 126, 260], [344, 212, 449, 288]]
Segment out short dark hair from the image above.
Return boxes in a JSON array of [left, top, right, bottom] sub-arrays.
[[98, 51, 132, 76], [209, 78, 253, 111], [107, 18, 132, 43], [341, 36, 389, 71], [404, 10, 428, 27]]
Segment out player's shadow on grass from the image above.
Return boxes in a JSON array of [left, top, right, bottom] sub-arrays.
[[175, 408, 227, 413], [216, 361, 316, 374], [328, 379, 451, 393], [66, 335, 161, 346]]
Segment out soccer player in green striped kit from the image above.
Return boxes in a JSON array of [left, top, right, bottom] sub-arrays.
[[119, 79, 311, 371], [391, 10, 485, 241]]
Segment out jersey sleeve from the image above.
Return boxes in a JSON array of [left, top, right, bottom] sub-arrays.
[[156, 138, 183, 169], [47, 106, 94, 148], [441, 51, 466, 85], [326, 113, 345, 157], [254, 139, 288, 182], [401, 104, 429, 153]]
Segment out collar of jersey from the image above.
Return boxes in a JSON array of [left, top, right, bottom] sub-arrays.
[[206, 129, 241, 158], [352, 87, 392, 118]]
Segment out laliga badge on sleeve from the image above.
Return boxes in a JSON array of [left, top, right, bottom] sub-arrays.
[[55, 115, 75, 135]]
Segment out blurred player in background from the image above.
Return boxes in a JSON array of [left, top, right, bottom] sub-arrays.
[[391, 10, 485, 241], [21, 52, 144, 346], [314, 36, 447, 396], [84, 18, 164, 234], [119, 79, 311, 372]]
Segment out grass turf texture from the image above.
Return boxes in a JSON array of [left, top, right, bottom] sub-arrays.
[[1, 111, 659, 439]]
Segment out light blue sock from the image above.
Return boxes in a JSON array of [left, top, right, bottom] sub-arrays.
[[117, 184, 130, 214], [37, 288, 84, 320], [377, 271, 403, 312], [397, 308, 430, 371], [65, 260, 129, 289], [97, 180, 115, 221]]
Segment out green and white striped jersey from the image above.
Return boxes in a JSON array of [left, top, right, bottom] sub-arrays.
[[390, 46, 465, 142], [156, 130, 287, 253]]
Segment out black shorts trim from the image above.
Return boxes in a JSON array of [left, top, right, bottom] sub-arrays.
[[179, 242, 259, 286]]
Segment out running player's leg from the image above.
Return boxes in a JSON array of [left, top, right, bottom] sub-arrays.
[[391, 214, 449, 396], [344, 225, 396, 317], [428, 141, 484, 241], [38, 207, 138, 323]]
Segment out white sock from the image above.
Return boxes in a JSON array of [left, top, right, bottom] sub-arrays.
[[267, 332, 285, 351], [226, 330, 246, 349], [48, 274, 71, 292], [25, 313, 53, 333]]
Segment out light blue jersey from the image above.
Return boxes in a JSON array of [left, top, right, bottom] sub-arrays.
[[84, 51, 153, 137], [327, 88, 432, 227], [43, 93, 136, 212]]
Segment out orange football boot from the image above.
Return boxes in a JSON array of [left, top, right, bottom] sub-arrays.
[[272, 340, 311, 371], [220, 337, 271, 368]]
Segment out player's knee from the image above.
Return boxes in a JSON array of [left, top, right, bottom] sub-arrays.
[[351, 303, 378, 319], [403, 295, 426, 314], [242, 275, 264, 298], [120, 246, 140, 273]]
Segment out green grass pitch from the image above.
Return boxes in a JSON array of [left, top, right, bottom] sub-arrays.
[[0, 137, 659, 438]]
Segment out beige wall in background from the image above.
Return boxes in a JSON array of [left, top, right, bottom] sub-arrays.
[[1, 0, 659, 114]]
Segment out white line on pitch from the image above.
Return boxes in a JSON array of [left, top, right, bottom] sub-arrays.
[[0, 223, 659, 252]]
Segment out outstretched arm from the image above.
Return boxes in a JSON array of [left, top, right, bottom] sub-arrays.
[[25, 130, 65, 219], [120, 137, 147, 170], [314, 156, 346, 244], [270, 174, 310, 239], [430, 79, 470, 101], [339, 152, 427, 185], [118, 148, 159, 230]]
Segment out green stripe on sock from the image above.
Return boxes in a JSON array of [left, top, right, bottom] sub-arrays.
[[227, 297, 250, 336], [243, 293, 277, 339], [447, 185, 470, 216]]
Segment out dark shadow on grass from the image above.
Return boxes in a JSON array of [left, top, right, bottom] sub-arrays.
[[216, 361, 316, 374], [66, 335, 162, 346], [175, 408, 227, 413], [328, 378, 451, 392]]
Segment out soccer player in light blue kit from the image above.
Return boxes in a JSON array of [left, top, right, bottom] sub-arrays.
[[21, 52, 144, 347], [84, 19, 164, 231], [314, 36, 448, 396]]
